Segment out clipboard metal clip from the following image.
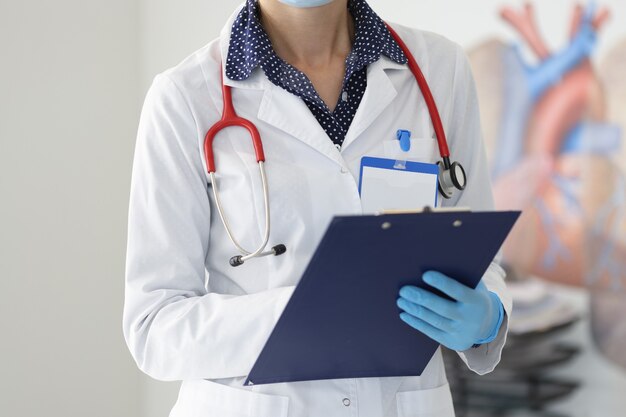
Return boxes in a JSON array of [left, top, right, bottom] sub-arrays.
[[393, 160, 407, 170], [378, 206, 472, 215]]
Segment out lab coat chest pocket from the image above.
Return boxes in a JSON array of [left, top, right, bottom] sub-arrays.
[[383, 137, 439, 164], [395, 382, 455, 417], [172, 379, 289, 417]]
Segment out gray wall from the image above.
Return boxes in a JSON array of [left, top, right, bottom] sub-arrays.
[[0, 1, 140, 416]]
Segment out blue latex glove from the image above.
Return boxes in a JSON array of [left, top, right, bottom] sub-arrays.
[[397, 271, 504, 351]]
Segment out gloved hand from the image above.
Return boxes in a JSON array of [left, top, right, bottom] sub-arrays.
[[397, 271, 504, 351]]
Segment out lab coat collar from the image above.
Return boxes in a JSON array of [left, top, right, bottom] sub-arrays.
[[219, 2, 266, 90], [219, 8, 342, 165], [218, 5, 413, 165], [218, 3, 409, 89]]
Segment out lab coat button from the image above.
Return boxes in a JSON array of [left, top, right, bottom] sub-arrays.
[[340, 167, 348, 174], [342, 398, 351, 407]]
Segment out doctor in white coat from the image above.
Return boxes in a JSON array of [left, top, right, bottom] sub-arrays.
[[123, 0, 512, 416]]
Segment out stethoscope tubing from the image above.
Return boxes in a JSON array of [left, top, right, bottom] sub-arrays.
[[204, 73, 266, 173], [384, 23, 452, 169], [205, 22, 466, 266], [205, 71, 275, 265], [209, 160, 272, 262]]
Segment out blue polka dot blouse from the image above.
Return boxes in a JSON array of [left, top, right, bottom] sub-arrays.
[[225, 0, 407, 148]]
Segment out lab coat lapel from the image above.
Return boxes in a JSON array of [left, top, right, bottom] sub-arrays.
[[340, 57, 405, 151], [218, 6, 344, 167], [256, 81, 345, 167]]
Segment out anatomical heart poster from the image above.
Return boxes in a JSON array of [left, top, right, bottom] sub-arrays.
[[467, 2, 626, 367]]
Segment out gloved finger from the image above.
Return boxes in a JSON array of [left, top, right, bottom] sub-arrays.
[[398, 286, 459, 319], [397, 297, 455, 333], [423, 271, 473, 302], [399, 313, 447, 345]]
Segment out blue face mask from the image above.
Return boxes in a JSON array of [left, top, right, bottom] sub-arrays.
[[277, 0, 335, 8]]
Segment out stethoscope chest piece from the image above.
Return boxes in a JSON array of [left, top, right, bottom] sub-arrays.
[[437, 159, 467, 199]]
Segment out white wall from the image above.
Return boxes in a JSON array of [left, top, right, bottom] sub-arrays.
[[0, 1, 141, 416], [138, 0, 243, 92], [371, 0, 626, 57], [139, 0, 626, 90], [2, 1, 623, 417]]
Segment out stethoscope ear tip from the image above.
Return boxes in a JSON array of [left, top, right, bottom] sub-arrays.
[[229, 245, 287, 267], [273, 244, 287, 256], [230, 255, 244, 267]]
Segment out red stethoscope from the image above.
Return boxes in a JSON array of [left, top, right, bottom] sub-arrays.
[[204, 23, 467, 267]]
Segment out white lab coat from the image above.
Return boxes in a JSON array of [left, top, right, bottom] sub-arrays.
[[123, 4, 512, 417]]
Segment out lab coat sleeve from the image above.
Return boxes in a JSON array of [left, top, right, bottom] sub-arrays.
[[441, 45, 513, 375], [123, 74, 295, 381]]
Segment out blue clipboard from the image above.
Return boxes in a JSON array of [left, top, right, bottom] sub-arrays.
[[245, 210, 521, 386]]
